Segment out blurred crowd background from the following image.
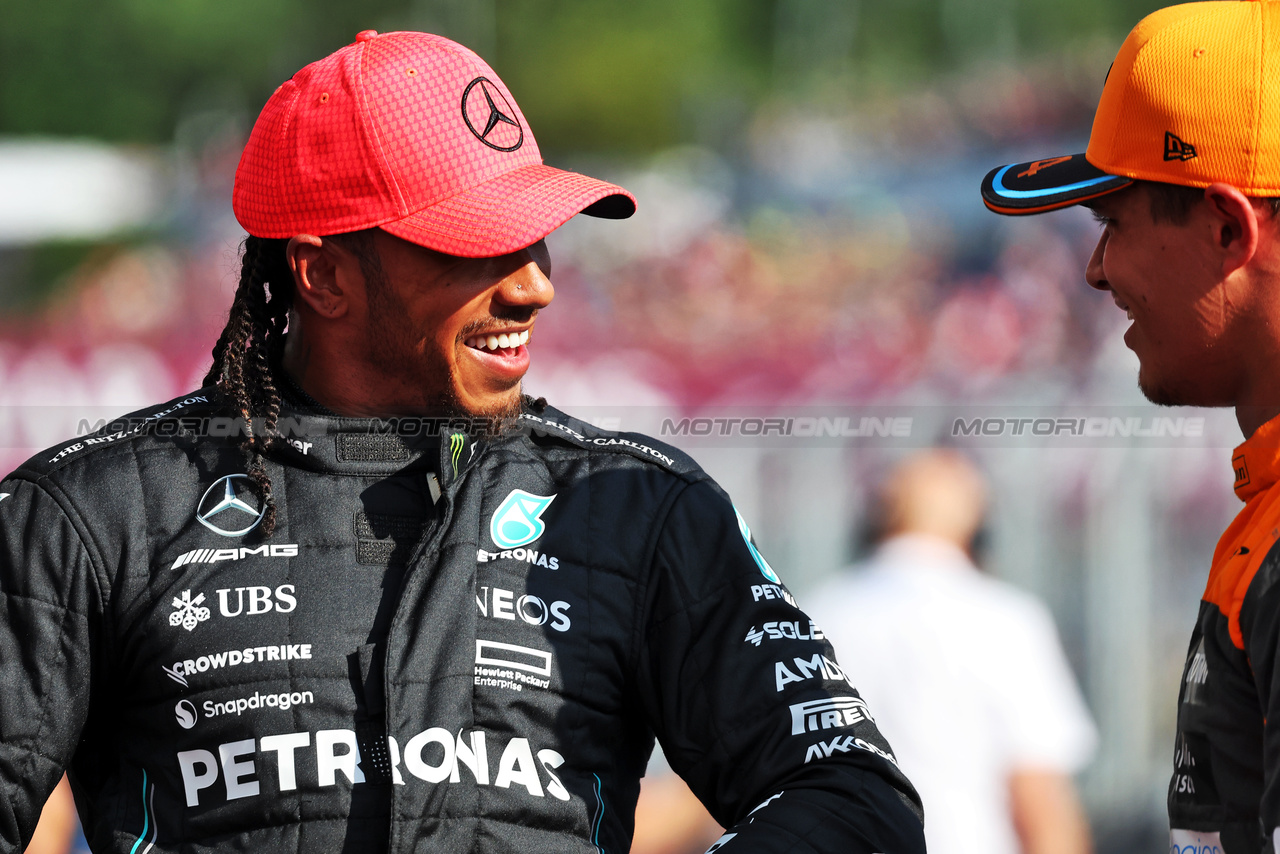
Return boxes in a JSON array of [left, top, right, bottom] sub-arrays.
[[1, 1, 1244, 852]]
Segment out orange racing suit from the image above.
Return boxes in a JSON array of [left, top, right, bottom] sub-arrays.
[[1171, 415, 1280, 854]]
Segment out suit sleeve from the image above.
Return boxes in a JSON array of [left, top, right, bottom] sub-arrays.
[[0, 477, 99, 852], [1243, 546, 1280, 853], [634, 480, 925, 854]]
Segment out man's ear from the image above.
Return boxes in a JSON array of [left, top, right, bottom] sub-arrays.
[[287, 235, 349, 319], [1204, 183, 1261, 277]]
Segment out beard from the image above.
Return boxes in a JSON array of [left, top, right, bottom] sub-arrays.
[[1137, 371, 1183, 406], [1135, 350, 1240, 408], [363, 263, 526, 435]]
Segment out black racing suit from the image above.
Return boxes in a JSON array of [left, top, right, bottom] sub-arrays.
[[0, 391, 924, 853]]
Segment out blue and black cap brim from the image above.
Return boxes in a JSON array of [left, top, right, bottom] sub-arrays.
[[982, 153, 1132, 216]]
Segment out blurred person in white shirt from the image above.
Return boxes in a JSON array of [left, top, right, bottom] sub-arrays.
[[807, 450, 1097, 854]]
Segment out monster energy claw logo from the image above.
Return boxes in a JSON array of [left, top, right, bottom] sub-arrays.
[[490, 489, 556, 549], [450, 433, 465, 476]]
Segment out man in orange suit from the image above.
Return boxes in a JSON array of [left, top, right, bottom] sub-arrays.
[[982, 2, 1280, 851]]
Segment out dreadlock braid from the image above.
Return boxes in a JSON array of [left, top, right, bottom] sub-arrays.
[[204, 235, 294, 537]]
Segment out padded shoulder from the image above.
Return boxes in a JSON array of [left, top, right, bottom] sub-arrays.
[[518, 405, 705, 479], [1205, 484, 1280, 649], [8, 389, 224, 481]]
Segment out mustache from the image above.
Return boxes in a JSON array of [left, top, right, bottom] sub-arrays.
[[457, 311, 538, 340]]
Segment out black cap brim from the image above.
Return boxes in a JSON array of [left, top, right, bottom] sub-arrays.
[[981, 153, 1132, 216]]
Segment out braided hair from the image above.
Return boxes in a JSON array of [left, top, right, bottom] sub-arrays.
[[205, 231, 381, 537], [203, 236, 293, 536]]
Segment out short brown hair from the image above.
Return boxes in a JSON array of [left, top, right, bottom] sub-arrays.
[[1143, 180, 1280, 224]]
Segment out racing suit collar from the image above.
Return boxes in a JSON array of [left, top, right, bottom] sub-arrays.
[[1231, 413, 1280, 502], [268, 397, 449, 477], [263, 398, 510, 487]]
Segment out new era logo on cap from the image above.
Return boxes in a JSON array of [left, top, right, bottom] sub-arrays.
[[1164, 132, 1197, 163], [983, 1, 1280, 215]]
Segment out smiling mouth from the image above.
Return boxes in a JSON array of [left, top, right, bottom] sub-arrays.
[[465, 329, 530, 353]]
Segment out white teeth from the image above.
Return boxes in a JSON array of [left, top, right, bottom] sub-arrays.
[[467, 330, 531, 351]]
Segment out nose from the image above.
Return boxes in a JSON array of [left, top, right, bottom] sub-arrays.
[[494, 246, 554, 311], [1085, 230, 1110, 291]]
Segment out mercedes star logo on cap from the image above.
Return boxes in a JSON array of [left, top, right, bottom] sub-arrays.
[[196, 474, 266, 538], [462, 77, 523, 152]]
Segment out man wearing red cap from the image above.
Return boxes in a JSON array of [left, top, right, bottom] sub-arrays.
[[983, 2, 1280, 852], [0, 31, 924, 854]]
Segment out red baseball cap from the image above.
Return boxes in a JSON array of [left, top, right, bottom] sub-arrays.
[[233, 30, 635, 257]]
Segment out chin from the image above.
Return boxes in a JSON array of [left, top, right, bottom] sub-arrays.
[[1137, 369, 1231, 408], [1137, 377, 1183, 407], [455, 387, 526, 430]]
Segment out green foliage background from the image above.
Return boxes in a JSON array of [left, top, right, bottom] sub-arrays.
[[0, 0, 1166, 153]]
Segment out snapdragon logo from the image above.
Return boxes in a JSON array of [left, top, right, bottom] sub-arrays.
[[175, 700, 198, 730], [205, 690, 314, 719], [490, 490, 555, 548]]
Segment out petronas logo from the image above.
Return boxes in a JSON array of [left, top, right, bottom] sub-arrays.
[[735, 507, 781, 583], [490, 490, 556, 549]]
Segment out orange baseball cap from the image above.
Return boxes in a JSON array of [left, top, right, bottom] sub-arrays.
[[982, 0, 1280, 216], [233, 30, 635, 256]]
